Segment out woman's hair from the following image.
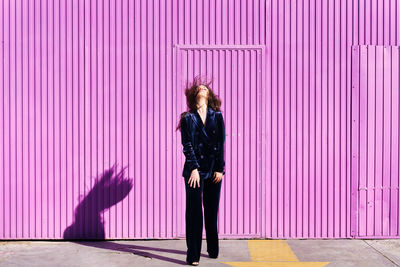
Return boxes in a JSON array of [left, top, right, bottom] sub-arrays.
[[176, 74, 222, 131]]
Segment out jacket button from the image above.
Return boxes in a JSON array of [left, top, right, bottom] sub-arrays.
[[213, 130, 216, 133], [199, 143, 203, 147], [200, 155, 204, 159]]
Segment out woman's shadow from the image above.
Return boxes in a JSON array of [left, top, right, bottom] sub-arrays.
[[63, 163, 196, 265]]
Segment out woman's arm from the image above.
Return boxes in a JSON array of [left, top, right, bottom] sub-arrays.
[[214, 112, 226, 175], [181, 115, 200, 173]]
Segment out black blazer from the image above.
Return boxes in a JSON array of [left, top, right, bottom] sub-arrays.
[[181, 106, 226, 179]]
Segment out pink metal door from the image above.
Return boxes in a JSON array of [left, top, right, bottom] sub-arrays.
[[174, 45, 266, 238], [351, 45, 400, 238]]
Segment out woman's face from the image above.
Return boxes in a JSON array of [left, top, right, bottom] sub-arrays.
[[196, 85, 209, 99]]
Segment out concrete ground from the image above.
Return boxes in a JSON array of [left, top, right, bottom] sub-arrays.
[[0, 239, 399, 267]]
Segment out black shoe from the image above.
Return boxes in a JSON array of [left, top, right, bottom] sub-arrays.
[[208, 253, 218, 259]]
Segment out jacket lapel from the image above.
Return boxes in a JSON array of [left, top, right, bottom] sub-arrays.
[[191, 106, 214, 140]]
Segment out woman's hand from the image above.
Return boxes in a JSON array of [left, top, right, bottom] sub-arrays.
[[212, 171, 223, 183], [188, 168, 201, 188]]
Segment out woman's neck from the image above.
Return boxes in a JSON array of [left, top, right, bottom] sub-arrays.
[[196, 99, 208, 112]]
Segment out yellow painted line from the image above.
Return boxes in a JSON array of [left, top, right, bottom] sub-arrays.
[[222, 262, 330, 267], [221, 240, 330, 267], [248, 240, 299, 262]]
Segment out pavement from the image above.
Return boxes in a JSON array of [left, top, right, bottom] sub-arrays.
[[0, 239, 399, 267]]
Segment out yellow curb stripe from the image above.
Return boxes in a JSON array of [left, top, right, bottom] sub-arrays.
[[247, 240, 299, 262]]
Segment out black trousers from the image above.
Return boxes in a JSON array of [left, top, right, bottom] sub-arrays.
[[184, 174, 222, 263]]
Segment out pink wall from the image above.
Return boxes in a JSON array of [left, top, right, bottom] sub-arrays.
[[264, 0, 400, 239], [0, 0, 399, 239]]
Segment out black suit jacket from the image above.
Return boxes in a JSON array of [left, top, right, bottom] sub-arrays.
[[181, 106, 226, 179]]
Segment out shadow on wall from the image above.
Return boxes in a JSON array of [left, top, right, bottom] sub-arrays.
[[63, 163, 133, 239]]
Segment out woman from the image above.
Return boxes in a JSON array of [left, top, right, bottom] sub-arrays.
[[176, 75, 226, 266]]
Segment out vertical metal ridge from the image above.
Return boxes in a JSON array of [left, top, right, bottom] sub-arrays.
[[0, 0, 3, 239]]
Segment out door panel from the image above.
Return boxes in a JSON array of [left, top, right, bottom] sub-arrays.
[[174, 45, 265, 237], [351, 45, 400, 237]]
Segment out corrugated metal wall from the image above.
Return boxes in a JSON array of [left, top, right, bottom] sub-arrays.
[[0, 0, 399, 240], [263, 0, 400, 239], [0, 0, 267, 240], [351, 45, 400, 238]]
